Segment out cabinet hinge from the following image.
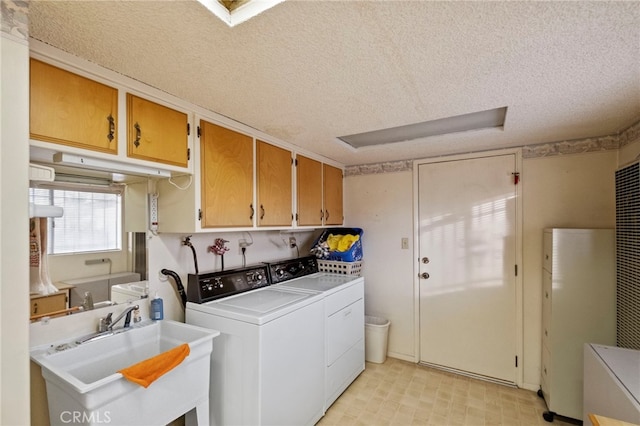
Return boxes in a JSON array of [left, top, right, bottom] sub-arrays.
[[515, 356, 518, 367], [187, 148, 191, 161], [187, 123, 191, 136], [197, 126, 201, 138], [198, 209, 202, 221]]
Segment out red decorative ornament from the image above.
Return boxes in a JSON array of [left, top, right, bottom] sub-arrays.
[[208, 238, 230, 255]]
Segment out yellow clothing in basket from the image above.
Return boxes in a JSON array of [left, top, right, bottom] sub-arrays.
[[326, 234, 360, 252]]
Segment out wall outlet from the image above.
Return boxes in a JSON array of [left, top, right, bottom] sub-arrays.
[[401, 237, 409, 250], [239, 239, 249, 255], [289, 236, 297, 248]]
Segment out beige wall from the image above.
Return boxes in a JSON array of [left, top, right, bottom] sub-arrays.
[[619, 137, 640, 166], [344, 149, 618, 389], [1, 34, 31, 425], [344, 171, 415, 360]]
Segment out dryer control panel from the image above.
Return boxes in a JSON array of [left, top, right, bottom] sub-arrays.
[[267, 256, 319, 284]]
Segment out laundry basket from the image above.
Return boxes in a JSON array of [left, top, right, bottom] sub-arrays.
[[317, 260, 362, 276], [365, 315, 390, 364], [311, 227, 364, 262]]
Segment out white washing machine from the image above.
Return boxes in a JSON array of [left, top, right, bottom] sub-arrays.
[[185, 265, 325, 426]]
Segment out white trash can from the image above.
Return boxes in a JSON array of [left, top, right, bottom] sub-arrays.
[[365, 315, 390, 363]]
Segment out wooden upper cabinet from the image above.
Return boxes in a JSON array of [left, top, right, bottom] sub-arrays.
[[200, 120, 253, 228], [296, 155, 323, 226], [323, 164, 344, 225], [257, 140, 293, 227], [29, 59, 118, 154], [126, 94, 189, 167]]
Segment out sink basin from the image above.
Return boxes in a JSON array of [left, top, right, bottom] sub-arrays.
[[110, 281, 149, 304], [31, 320, 220, 426]]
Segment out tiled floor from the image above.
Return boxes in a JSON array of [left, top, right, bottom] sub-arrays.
[[318, 357, 576, 426]]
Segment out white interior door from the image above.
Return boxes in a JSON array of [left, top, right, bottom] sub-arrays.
[[418, 153, 517, 384]]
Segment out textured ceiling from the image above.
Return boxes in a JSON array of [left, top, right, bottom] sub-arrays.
[[28, 1, 639, 166]]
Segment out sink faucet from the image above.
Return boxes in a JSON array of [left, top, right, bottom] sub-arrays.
[[102, 305, 139, 332], [82, 291, 94, 311]]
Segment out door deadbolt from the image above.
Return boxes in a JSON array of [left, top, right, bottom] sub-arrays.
[[421, 257, 430, 264], [419, 272, 430, 279]]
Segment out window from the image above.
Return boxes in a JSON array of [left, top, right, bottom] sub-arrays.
[[29, 184, 123, 254]]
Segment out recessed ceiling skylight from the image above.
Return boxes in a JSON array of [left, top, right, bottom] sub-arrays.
[[338, 107, 508, 149], [197, 0, 285, 27]]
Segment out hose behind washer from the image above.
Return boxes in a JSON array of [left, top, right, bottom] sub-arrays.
[[160, 269, 187, 309]]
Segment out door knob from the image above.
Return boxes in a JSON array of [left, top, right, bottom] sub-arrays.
[[421, 257, 430, 264], [419, 272, 430, 279]]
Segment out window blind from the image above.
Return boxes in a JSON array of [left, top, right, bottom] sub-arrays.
[[29, 184, 122, 254]]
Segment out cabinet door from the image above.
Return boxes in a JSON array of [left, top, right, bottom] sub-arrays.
[[30, 59, 118, 154], [327, 299, 364, 365], [541, 344, 552, 403], [127, 94, 188, 167], [296, 155, 323, 226], [323, 164, 344, 225], [257, 140, 292, 227], [30, 292, 67, 317], [542, 269, 552, 350], [543, 231, 553, 273], [200, 121, 254, 228]]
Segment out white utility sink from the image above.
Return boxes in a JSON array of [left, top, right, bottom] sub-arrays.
[[111, 281, 148, 304], [30, 320, 220, 426]]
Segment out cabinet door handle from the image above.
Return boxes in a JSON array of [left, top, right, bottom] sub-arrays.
[[320, 210, 324, 221], [249, 204, 254, 220], [325, 210, 330, 221], [107, 114, 115, 142], [260, 204, 265, 220], [33, 302, 38, 314], [343, 308, 352, 317], [134, 122, 141, 147]]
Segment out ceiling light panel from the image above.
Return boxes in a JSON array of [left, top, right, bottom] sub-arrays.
[[198, 0, 285, 27], [338, 107, 508, 149]]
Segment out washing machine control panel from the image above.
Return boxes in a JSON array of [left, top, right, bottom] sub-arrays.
[[187, 265, 269, 303]]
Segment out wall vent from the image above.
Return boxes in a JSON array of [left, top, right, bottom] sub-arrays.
[[615, 161, 640, 350]]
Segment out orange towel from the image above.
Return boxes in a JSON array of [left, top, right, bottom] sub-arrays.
[[118, 343, 190, 388]]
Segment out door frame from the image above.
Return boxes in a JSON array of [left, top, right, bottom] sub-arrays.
[[412, 148, 524, 387]]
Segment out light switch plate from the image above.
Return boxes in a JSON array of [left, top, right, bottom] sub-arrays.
[[401, 237, 409, 249]]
